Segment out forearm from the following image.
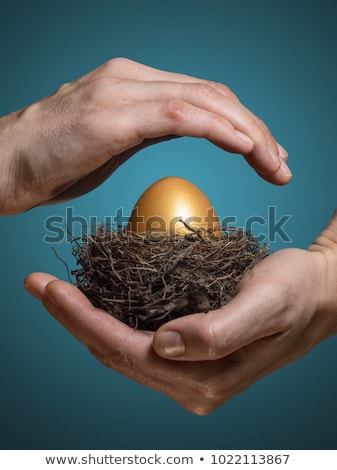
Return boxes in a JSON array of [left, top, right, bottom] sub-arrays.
[[0, 98, 86, 215], [0, 111, 23, 215], [0, 106, 48, 215]]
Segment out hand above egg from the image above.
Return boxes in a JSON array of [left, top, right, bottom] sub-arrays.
[[0, 57, 291, 215]]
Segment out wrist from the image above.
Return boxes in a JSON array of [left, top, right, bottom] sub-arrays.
[[0, 103, 45, 215], [308, 210, 337, 336], [309, 209, 337, 254], [0, 111, 21, 214]]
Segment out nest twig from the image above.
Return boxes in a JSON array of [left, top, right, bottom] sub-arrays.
[[71, 225, 268, 331]]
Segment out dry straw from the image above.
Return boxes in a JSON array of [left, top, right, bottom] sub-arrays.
[[71, 224, 268, 331]]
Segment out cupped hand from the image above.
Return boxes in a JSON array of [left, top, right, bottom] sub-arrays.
[[153, 211, 337, 412], [24, 212, 337, 414], [150, 216, 337, 413], [1, 57, 290, 215], [24, 271, 239, 415], [153, 248, 336, 362]]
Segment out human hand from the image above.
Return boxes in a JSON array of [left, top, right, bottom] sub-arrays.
[[24, 270, 244, 415], [1, 57, 290, 215], [149, 212, 337, 412], [24, 213, 337, 414]]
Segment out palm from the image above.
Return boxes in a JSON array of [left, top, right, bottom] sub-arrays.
[[44, 136, 178, 204], [24, 245, 332, 414]]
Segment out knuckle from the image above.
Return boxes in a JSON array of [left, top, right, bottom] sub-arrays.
[[107, 349, 140, 371], [193, 82, 220, 102], [185, 380, 224, 415], [247, 122, 265, 143], [54, 81, 73, 95], [165, 99, 189, 120], [99, 56, 132, 74], [245, 278, 294, 333], [211, 81, 236, 99], [261, 282, 294, 332], [88, 345, 139, 372], [256, 116, 268, 130], [275, 293, 295, 331], [76, 76, 121, 120], [187, 402, 216, 416], [88, 75, 120, 94], [198, 321, 224, 359]]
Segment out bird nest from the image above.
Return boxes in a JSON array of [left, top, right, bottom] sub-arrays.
[[71, 225, 268, 331]]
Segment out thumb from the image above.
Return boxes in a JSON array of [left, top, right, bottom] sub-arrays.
[[152, 279, 284, 361]]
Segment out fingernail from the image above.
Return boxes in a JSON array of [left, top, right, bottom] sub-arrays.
[[269, 147, 281, 168], [235, 130, 254, 147], [24, 279, 43, 301], [279, 159, 292, 179], [155, 331, 185, 357], [277, 143, 288, 160]]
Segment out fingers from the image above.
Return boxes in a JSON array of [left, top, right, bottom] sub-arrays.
[[123, 100, 255, 153], [23, 273, 248, 414], [23, 271, 298, 415], [115, 80, 275, 152], [255, 158, 292, 185], [92, 91, 283, 178], [25, 273, 139, 352], [24, 273, 182, 402], [153, 276, 288, 361], [80, 58, 291, 184], [23, 272, 227, 414], [79, 57, 229, 88], [24, 272, 58, 300]]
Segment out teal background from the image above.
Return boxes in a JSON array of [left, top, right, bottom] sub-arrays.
[[1, 0, 337, 449]]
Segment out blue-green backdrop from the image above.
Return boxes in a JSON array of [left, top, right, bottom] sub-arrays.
[[1, 0, 337, 449]]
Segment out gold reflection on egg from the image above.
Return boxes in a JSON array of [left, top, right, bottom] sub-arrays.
[[126, 176, 221, 235]]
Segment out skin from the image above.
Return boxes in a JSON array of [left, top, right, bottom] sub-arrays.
[[24, 215, 337, 414], [5, 57, 331, 415], [0, 57, 290, 215]]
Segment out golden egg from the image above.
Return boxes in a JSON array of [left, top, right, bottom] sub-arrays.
[[126, 176, 221, 235]]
